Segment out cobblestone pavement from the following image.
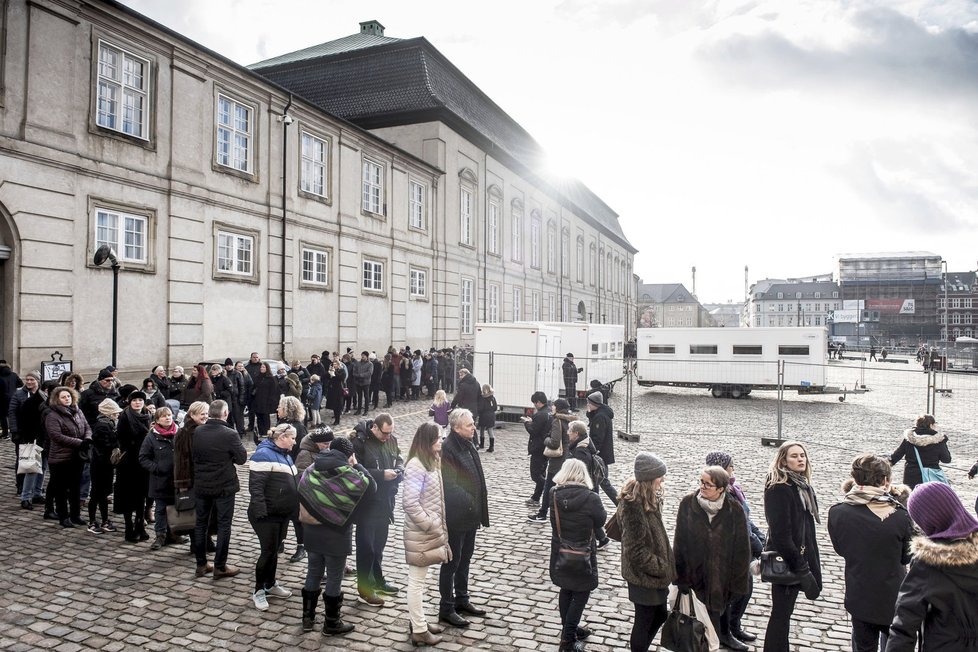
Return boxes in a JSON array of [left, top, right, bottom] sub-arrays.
[[1, 360, 976, 651]]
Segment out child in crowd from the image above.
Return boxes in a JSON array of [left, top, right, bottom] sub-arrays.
[[430, 389, 450, 429], [307, 375, 323, 426]]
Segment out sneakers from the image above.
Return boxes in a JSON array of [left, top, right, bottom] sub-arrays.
[[265, 583, 292, 599], [253, 589, 269, 611], [150, 535, 166, 550], [357, 589, 385, 606], [525, 499, 540, 508], [87, 522, 104, 535], [526, 513, 548, 523], [596, 537, 612, 550], [100, 521, 118, 532], [376, 582, 399, 596]]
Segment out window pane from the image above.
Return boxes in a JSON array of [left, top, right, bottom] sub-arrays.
[[96, 212, 118, 250]]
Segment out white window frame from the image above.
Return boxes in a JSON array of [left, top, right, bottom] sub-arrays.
[[96, 40, 150, 140], [548, 294, 556, 322], [589, 244, 596, 286], [409, 180, 426, 231], [488, 284, 500, 323], [95, 208, 147, 264], [513, 286, 522, 322], [561, 231, 570, 278], [530, 215, 541, 269], [460, 187, 473, 246], [511, 209, 523, 262], [561, 296, 569, 322], [531, 291, 541, 321], [362, 158, 384, 215], [547, 224, 556, 273], [409, 267, 427, 299], [576, 238, 584, 282], [300, 245, 330, 288], [362, 258, 385, 293], [299, 131, 328, 198], [214, 226, 258, 282], [215, 93, 253, 173], [460, 277, 474, 335], [487, 199, 500, 255]]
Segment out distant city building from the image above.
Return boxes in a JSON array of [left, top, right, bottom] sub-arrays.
[[836, 252, 942, 345], [939, 270, 977, 341], [637, 283, 711, 328], [745, 280, 841, 328], [703, 303, 743, 328]]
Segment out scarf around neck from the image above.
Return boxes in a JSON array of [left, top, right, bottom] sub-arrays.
[[843, 484, 899, 521], [696, 491, 725, 522], [786, 469, 821, 524], [152, 421, 178, 438]]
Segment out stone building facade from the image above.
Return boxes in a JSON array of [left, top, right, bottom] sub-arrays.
[[0, 3, 635, 376]]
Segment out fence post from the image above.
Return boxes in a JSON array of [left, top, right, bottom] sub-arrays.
[[616, 364, 638, 442], [762, 360, 784, 447]]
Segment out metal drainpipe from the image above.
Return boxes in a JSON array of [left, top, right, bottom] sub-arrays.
[[281, 94, 293, 362]]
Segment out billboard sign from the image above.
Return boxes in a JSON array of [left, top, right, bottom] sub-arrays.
[[867, 299, 915, 315], [831, 309, 859, 323]]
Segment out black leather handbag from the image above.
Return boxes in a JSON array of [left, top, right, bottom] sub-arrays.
[[760, 550, 801, 585], [661, 591, 709, 652]]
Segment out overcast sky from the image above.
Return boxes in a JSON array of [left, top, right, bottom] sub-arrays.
[[121, 0, 978, 304]]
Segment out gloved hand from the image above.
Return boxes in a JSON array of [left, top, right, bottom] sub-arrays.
[[968, 463, 977, 480], [799, 572, 820, 600]]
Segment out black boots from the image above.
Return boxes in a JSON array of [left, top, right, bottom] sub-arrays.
[[301, 588, 319, 633], [322, 593, 354, 636]]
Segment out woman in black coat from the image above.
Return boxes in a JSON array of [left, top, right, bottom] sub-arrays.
[[303, 437, 375, 636], [324, 361, 346, 426], [762, 441, 822, 652], [114, 391, 153, 543], [251, 363, 280, 444], [674, 466, 751, 651], [889, 414, 951, 488], [89, 399, 122, 532], [549, 458, 606, 652], [139, 406, 179, 550]]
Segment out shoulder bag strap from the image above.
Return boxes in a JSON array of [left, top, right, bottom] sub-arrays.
[[912, 446, 925, 470], [553, 493, 561, 538]]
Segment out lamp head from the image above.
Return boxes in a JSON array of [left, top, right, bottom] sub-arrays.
[[93, 244, 118, 267]]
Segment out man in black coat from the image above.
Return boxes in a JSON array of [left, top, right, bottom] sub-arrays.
[[79, 370, 121, 426], [450, 368, 480, 423], [439, 407, 490, 628], [244, 352, 263, 432], [522, 391, 551, 509], [306, 354, 328, 383], [224, 358, 246, 436], [351, 413, 404, 606], [0, 360, 22, 439], [191, 400, 247, 579], [561, 353, 581, 410], [585, 391, 618, 505], [827, 454, 913, 652], [369, 353, 382, 409]]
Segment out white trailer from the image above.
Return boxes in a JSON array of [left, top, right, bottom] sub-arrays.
[[537, 322, 626, 400], [473, 323, 563, 415], [636, 327, 827, 398]]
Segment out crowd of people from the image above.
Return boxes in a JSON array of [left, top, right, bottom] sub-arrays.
[[4, 353, 978, 651]]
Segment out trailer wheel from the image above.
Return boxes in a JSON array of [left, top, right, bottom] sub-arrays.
[[711, 386, 724, 398], [730, 386, 744, 399]]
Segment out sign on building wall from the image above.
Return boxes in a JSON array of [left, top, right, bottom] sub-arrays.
[[867, 299, 916, 315], [831, 309, 860, 323]]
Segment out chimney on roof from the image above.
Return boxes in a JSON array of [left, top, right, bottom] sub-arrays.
[[360, 20, 385, 36]]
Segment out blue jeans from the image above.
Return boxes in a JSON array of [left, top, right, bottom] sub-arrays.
[[20, 457, 47, 501], [194, 494, 235, 569], [154, 499, 169, 536], [305, 551, 348, 597]]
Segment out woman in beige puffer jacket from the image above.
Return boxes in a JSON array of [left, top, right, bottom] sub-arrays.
[[402, 423, 452, 646]]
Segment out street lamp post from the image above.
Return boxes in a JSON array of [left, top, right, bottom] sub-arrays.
[[93, 245, 119, 368]]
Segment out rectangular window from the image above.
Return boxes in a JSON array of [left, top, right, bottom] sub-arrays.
[[648, 345, 676, 354], [531, 291, 540, 320], [300, 132, 327, 197], [362, 259, 383, 292], [576, 240, 584, 282], [216, 94, 252, 172], [965, 313, 973, 324], [951, 298, 961, 309], [547, 226, 556, 273], [217, 230, 253, 275], [815, 316, 821, 326], [301, 247, 329, 285], [362, 159, 383, 214], [487, 200, 499, 254], [952, 313, 961, 324], [589, 246, 596, 286], [409, 181, 426, 230], [460, 188, 473, 245], [561, 232, 569, 277], [488, 284, 500, 322], [561, 296, 569, 322], [530, 218, 541, 268], [547, 294, 555, 321], [690, 345, 718, 355], [512, 212, 522, 262], [964, 298, 973, 309], [460, 278, 473, 335], [96, 209, 147, 263], [409, 268, 426, 298], [732, 345, 763, 355], [778, 345, 810, 356], [96, 41, 150, 139], [513, 287, 522, 321]]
